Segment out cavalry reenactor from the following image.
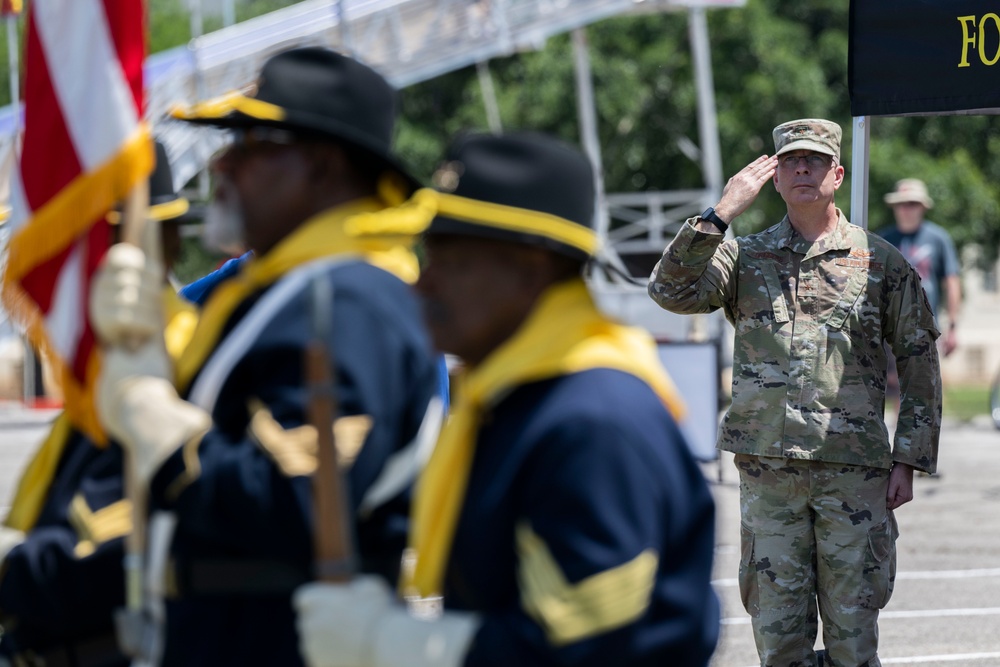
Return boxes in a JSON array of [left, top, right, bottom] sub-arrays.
[[90, 48, 441, 666], [0, 141, 213, 667], [294, 132, 721, 667]]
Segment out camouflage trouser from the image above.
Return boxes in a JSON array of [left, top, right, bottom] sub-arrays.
[[735, 454, 899, 667]]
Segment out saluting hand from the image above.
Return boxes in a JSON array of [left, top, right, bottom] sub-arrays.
[[714, 155, 779, 223]]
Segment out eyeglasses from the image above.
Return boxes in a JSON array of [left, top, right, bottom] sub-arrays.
[[227, 126, 299, 151], [780, 154, 833, 169]]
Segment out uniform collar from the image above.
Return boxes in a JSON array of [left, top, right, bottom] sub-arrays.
[[776, 209, 861, 259]]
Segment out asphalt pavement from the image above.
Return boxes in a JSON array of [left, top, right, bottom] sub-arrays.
[[707, 416, 1000, 667], [1, 406, 998, 665]]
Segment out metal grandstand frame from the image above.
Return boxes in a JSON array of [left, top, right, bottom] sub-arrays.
[[0, 0, 742, 343]]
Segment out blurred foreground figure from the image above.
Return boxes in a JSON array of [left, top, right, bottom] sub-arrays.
[[294, 132, 720, 667], [90, 48, 440, 666], [0, 141, 207, 667]]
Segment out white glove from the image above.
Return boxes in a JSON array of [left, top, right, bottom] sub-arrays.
[[97, 340, 211, 485], [293, 576, 479, 667], [0, 526, 25, 562], [90, 243, 164, 347]]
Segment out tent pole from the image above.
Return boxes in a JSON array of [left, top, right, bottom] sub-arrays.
[[689, 6, 723, 205], [850, 115, 870, 230], [571, 28, 607, 252], [475, 61, 502, 135]]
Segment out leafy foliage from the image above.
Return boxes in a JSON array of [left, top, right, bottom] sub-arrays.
[[1, 0, 999, 266], [398, 0, 1000, 265]]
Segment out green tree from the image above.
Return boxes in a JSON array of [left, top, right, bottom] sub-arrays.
[[398, 0, 1000, 265], [7, 0, 1000, 266]]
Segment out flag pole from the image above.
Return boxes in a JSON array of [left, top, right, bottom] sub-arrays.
[[7, 9, 24, 404], [7, 14, 19, 134], [118, 177, 151, 620]]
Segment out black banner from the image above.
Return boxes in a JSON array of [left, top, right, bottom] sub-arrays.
[[849, 0, 1000, 116]]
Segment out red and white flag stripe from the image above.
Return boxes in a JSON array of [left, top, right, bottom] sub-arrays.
[[2, 0, 151, 442]]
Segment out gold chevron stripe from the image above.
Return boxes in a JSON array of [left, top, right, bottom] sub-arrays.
[[247, 399, 372, 477], [516, 521, 657, 646], [69, 495, 132, 558]]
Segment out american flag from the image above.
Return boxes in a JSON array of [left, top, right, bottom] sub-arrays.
[[1, 0, 152, 442]]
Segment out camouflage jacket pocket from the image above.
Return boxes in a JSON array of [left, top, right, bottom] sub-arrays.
[[825, 268, 873, 333], [736, 261, 788, 334]]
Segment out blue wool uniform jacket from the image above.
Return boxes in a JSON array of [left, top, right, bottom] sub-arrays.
[[149, 259, 438, 667], [0, 433, 129, 665], [0, 264, 239, 665], [447, 369, 720, 667]]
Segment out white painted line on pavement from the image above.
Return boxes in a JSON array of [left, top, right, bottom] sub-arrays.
[[738, 652, 1000, 667], [713, 567, 1000, 587], [723, 606, 1000, 625], [881, 653, 1000, 664], [896, 568, 1000, 580], [880, 606, 1000, 619]]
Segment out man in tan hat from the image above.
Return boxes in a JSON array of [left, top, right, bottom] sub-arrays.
[[649, 118, 942, 667], [880, 178, 961, 357]]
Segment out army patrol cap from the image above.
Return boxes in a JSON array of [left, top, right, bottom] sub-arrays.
[[424, 132, 598, 260], [772, 118, 842, 159], [884, 178, 934, 209]]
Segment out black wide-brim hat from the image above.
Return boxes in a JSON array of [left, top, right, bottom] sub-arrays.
[[170, 47, 419, 193], [108, 139, 190, 224], [424, 132, 597, 260]]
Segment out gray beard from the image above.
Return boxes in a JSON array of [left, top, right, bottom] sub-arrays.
[[202, 195, 247, 255]]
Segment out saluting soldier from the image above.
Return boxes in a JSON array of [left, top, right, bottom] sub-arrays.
[[293, 132, 721, 667], [0, 141, 214, 667], [90, 48, 441, 666], [648, 119, 941, 667]]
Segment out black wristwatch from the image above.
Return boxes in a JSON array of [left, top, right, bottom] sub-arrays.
[[700, 206, 729, 233]]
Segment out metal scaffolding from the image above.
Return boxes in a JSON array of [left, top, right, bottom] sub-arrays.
[[0, 0, 742, 345]]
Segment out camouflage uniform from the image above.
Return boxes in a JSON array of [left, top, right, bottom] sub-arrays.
[[648, 210, 941, 667]]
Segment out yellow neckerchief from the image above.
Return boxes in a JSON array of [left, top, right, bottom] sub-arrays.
[[174, 194, 433, 394], [404, 278, 686, 599], [4, 288, 199, 532]]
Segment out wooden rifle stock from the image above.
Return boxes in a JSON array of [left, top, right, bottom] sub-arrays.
[[306, 274, 355, 583]]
